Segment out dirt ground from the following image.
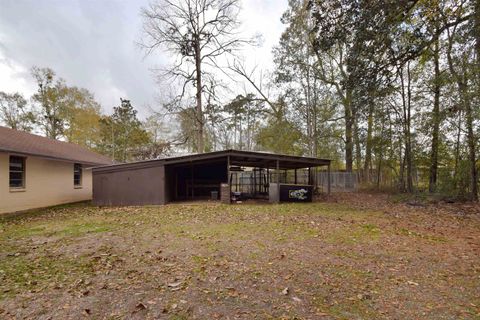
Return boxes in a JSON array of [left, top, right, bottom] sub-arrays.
[[0, 193, 479, 319]]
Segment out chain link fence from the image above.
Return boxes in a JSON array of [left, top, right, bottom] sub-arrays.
[[318, 171, 358, 192], [230, 169, 358, 194]]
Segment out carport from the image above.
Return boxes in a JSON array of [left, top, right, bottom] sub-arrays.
[[92, 150, 331, 206]]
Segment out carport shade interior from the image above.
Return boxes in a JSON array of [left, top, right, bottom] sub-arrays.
[[92, 149, 331, 204]]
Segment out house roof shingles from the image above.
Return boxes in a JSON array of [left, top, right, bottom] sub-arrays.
[[0, 126, 113, 166]]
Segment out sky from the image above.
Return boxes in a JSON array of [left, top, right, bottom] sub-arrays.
[[0, 0, 288, 118]]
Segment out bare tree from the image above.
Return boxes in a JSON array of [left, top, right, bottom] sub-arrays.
[[229, 60, 281, 116], [140, 0, 251, 153]]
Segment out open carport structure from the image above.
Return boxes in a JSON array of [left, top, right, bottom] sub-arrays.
[[92, 149, 331, 206]]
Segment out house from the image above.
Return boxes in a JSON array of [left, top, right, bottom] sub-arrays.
[[0, 126, 112, 214], [92, 150, 331, 206]]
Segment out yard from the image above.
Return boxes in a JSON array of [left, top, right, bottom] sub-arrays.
[[0, 194, 479, 320]]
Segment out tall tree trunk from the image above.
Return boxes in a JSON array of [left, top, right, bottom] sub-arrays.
[[305, 68, 314, 157], [353, 112, 362, 175], [400, 63, 413, 193], [312, 78, 319, 157], [364, 99, 374, 184], [465, 99, 478, 201], [476, 0, 480, 70], [473, 0, 480, 200], [376, 115, 386, 189], [376, 152, 383, 190], [345, 87, 354, 173], [194, 39, 204, 153], [406, 63, 414, 193], [453, 110, 462, 180], [239, 117, 243, 150], [429, 34, 441, 193], [399, 135, 405, 191]]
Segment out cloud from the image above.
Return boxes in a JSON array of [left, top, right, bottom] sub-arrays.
[[0, 0, 287, 118], [0, 51, 36, 96]]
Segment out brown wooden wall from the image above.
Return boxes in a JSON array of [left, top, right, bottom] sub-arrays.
[[93, 165, 166, 206]]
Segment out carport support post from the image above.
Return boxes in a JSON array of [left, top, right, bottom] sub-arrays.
[[276, 160, 280, 203], [228, 155, 231, 201], [267, 167, 270, 193], [294, 168, 297, 184], [327, 163, 331, 194], [191, 163, 194, 200]]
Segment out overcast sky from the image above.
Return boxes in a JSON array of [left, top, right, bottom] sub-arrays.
[[0, 0, 288, 118]]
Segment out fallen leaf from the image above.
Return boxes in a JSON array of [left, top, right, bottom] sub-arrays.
[[168, 281, 182, 288], [135, 302, 147, 311]]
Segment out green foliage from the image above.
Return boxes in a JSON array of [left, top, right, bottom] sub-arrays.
[[256, 116, 303, 155], [216, 94, 264, 151], [98, 98, 150, 162], [28, 66, 106, 150], [273, 0, 343, 159], [298, 0, 480, 199], [30, 67, 68, 139], [0, 92, 35, 131], [177, 107, 200, 153], [62, 87, 103, 149]]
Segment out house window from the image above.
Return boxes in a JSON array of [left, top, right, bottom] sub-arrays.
[[74, 163, 82, 187], [9, 156, 25, 188]]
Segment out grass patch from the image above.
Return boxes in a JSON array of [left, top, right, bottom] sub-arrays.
[[157, 220, 318, 242], [271, 202, 368, 218], [326, 223, 381, 245], [324, 301, 379, 320], [333, 266, 374, 280], [0, 255, 94, 300], [0, 201, 92, 224], [59, 222, 114, 236], [397, 228, 447, 243], [191, 254, 210, 274], [1, 220, 116, 240], [314, 265, 379, 319]]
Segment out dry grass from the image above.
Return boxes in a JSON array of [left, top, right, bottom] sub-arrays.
[[0, 194, 479, 319]]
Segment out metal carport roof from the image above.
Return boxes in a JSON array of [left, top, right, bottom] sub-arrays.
[[93, 149, 331, 173]]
